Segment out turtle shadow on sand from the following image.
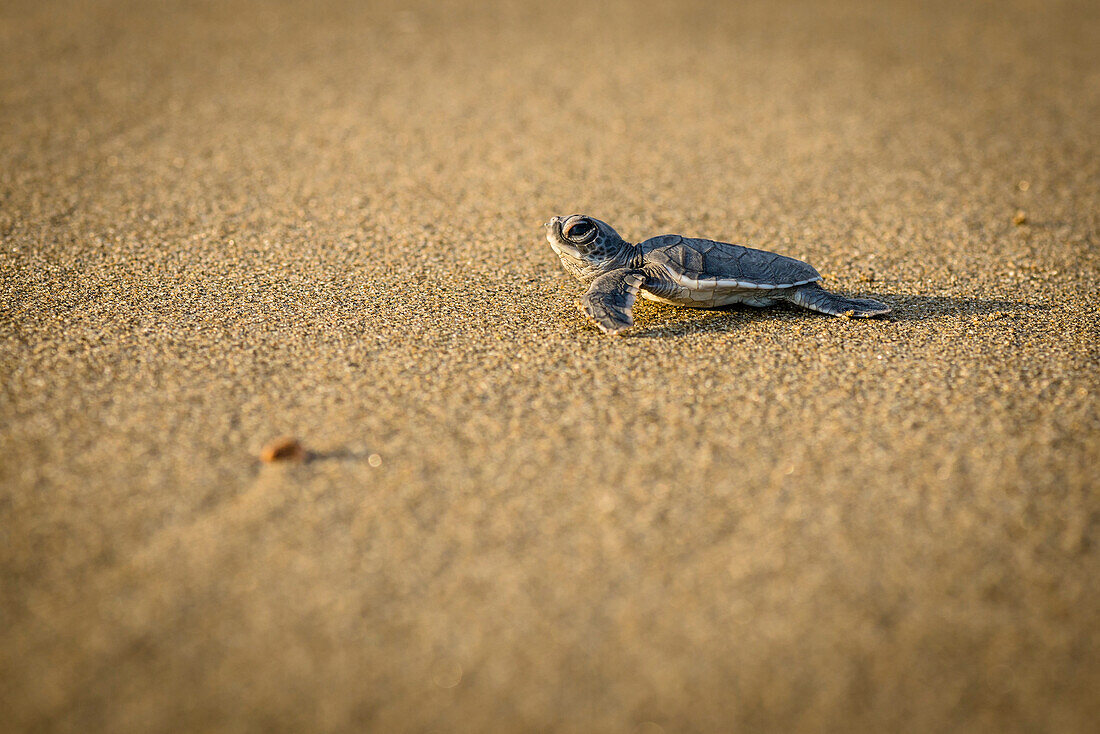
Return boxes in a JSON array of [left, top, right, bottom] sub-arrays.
[[873, 294, 1047, 323], [629, 293, 1044, 338]]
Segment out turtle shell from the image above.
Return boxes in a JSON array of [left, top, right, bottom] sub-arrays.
[[640, 235, 821, 289]]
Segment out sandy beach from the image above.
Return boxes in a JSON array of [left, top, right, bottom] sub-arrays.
[[2, 0, 1098, 731]]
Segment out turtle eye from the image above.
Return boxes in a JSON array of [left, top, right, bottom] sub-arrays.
[[565, 220, 596, 243]]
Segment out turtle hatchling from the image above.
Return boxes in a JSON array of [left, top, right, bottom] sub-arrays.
[[545, 215, 891, 335]]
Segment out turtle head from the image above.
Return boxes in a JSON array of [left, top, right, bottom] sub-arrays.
[[544, 215, 629, 277]]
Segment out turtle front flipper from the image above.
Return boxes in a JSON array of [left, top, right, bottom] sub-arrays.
[[580, 269, 647, 335]]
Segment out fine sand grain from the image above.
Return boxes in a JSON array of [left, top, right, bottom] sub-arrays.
[[2, 0, 1098, 731]]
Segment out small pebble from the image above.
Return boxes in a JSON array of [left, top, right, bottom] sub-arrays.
[[260, 436, 306, 462], [1013, 210, 1028, 226]]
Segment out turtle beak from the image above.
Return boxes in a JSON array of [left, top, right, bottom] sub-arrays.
[[545, 216, 567, 250], [545, 216, 563, 238]]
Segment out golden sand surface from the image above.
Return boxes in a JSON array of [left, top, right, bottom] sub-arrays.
[[1, 0, 1098, 731]]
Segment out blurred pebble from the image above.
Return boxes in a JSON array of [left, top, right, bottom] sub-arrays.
[[260, 436, 305, 462], [431, 659, 463, 689]]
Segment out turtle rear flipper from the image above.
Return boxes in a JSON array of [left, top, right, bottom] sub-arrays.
[[788, 282, 891, 317], [581, 269, 646, 334]]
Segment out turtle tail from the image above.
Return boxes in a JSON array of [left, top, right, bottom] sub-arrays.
[[788, 282, 891, 318]]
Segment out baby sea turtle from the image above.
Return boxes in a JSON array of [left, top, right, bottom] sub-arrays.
[[545, 215, 891, 334]]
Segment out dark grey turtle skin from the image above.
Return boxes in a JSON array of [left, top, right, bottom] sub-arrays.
[[545, 214, 891, 335]]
